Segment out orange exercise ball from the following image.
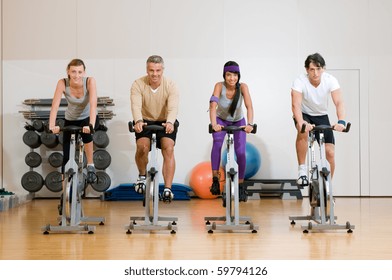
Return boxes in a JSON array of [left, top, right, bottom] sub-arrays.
[[189, 161, 225, 199]]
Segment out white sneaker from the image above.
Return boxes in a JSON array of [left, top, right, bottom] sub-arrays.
[[162, 188, 174, 203]]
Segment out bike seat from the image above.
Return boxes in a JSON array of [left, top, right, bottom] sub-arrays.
[[144, 125, 165, 132], [62, 125, 83, 133]]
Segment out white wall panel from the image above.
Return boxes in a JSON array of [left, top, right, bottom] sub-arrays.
[[1, 0, 392, 197], [3, 0, 77, 59], [368, 0, 392, 195]]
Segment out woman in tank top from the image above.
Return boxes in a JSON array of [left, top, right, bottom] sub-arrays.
[[49, 58, 99, 183], [208, 61, 254, 201]]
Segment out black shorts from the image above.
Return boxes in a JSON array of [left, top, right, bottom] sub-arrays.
[[64, 116, 100, 144], [293, 113, 335, 144], [135, 119, 179, 149], [62, 116, 99, 173]]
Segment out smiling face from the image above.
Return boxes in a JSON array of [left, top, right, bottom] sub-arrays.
[[306, 62, 324, 87], [224, 72, 239, 88], [146, 62, 164, 88], [67, 65, 85, 85]]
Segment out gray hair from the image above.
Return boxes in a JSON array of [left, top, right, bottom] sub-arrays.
[[146, 55, 164, 67]]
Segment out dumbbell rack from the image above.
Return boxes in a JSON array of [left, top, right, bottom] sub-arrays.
[[20, 97, 115, 196]]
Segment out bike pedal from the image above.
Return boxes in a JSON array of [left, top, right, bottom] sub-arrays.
[[135, 176, 146, 194], [134, 183, 146, 194], [297, 175, 309, 186]]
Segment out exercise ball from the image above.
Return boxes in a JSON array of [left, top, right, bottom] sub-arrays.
[[189, 161, 225, 199], [222, 142, 261, 179]]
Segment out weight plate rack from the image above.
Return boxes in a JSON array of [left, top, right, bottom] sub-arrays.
[[20, 97, 114, 195]]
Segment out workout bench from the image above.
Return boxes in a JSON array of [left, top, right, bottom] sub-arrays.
[[242, 179, 303, 200]]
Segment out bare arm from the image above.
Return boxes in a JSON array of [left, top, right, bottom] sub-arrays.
[[87, 77, 98, 131], [291, 89, 312, 132], [209, 82, 222, 131], [331, 88, 346, 131], [241, 83, 254, 133], [49, 79, 65, 133]]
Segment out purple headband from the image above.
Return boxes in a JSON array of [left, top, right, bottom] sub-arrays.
[[224, 65, 240, 73]]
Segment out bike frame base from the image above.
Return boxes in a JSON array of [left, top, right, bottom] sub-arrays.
[[205, 215, 258, 233], [125, 216, 178, 233], [289, 212, 354, 233], [42, 224, 96, 234], [41, 131, 105, 234], [125, 131, 178, 234], [204, 132, 259, 233], [289, 127, 355, 234]]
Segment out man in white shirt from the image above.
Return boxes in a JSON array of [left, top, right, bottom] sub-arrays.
[[291, 53, 346, 186]]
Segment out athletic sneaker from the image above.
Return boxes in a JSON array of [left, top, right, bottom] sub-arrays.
[[239, 183, 248, 202], [297, 164, 309, 186], [134, 175, 146, 194], [86, 165, 97, 184], [210, 176, 221, 195], [162, 187, 174, 203]]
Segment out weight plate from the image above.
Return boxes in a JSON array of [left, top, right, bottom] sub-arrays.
[[23, 130, 41, 149], [25, 151, 42, 168], [48, 152, 63, 168], [93, 130, 110, 148], [40, 131, 59, 148], [21, 171, 44, 192], [32, 119, 45, 132], [45, 171, 63, 192], [91, 171, 111, 192], [93, 149, 111, 170]]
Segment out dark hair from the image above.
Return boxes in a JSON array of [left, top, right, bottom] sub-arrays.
[[223, 61, 241, 117], [67, 58, 86, 71], [304, 53, 325, 69]]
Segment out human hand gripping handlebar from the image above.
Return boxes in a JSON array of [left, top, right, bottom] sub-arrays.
[[46, 123, 95, 134], [128, 121, 178, 133], [209, 124, 258, 134], [300, 122, 351, 134]]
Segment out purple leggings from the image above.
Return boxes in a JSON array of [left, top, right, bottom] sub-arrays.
[[211, 118, 246, 179]]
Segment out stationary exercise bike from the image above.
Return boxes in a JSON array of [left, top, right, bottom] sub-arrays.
[[42, 125, 105, 234], [125, 121, 178, 234], [289, 123, 355, 233], [205, 124, 259, 233]]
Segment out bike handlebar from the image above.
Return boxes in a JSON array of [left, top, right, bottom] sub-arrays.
[[128, 121, 178, 133], [300, 122, 351, 133], [47, 124, 94, 134], [209, 124, 257, 134]]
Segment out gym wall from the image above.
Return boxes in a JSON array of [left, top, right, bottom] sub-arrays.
[[1, 0, 392, 196]]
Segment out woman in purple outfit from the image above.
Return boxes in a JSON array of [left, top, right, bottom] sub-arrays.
[[209, 61, 254, 201]]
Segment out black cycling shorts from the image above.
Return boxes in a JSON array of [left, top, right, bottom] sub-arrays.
[[293, 113, 335, 144], [135, 119, 179, 149]]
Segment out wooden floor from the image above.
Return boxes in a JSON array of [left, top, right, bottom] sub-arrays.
[[1, 196, 392, 260]]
